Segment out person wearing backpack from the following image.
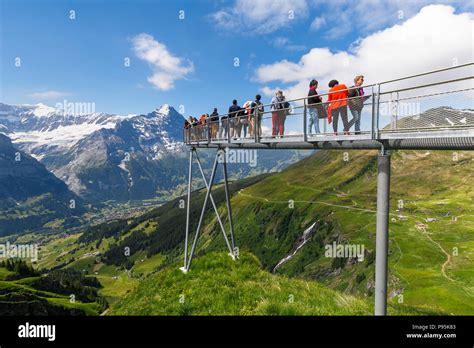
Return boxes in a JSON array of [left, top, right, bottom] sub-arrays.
[[271, 90, 287, 137], [250, 94, 264, 139], [209, 108, 219, 139], [228, 99, 241, 139], [190, 116, 198, 141], [327, 80, 349, 135], [220, 113, 228, 139], [280, 92, 290, 137], [307, 79, 323, 134], [183, 119, 190, 143], [241, 100, 254, 138], [347, 75, 370, 134]]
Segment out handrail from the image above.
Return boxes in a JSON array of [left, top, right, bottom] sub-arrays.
[[379, 76, 474, 96], [183, 62, 474, 145], [378, 62, 473, 86], [193, 62, 473, 121]]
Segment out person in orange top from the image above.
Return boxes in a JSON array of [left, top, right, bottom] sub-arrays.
[[198, 114, 209, 140], [327, 80, 350, 135]]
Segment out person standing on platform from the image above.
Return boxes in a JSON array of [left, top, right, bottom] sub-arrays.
[[327, 80, 349, 135], [347, 75, 370, 134], [228, 99, 241, 139], [250, 94, 264, 138], [271, 90, 287, 137], [209, 108, 219, 139], [307, 79, 323, 134]]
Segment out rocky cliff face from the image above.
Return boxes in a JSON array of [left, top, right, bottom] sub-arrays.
[[0, 134, 84, 236], [0, 134, 72, 200]]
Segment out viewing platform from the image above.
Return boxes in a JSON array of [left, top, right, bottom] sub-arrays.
[[184, 63, 474, 151]]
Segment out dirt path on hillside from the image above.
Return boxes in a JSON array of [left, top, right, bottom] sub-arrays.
[[237, 186, 461, 288], [283, 179, 464, 285], [238, 191, 375, 214], [416, 225, 454, 282]]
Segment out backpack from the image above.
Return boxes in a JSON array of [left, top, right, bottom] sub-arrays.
[[316, 104, 328, 119], [252, 101, 264, 114]]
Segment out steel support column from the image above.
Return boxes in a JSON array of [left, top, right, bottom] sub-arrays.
[[194, 151, 234, 256], [180, 148, 194, 273], [186, 151, 219, 271], [181, 148, 237, 273], [222, 149, 236, 256], [374, 150, 391, 315]]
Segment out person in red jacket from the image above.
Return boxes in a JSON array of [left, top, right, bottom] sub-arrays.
[[327, 80, 350, 135]]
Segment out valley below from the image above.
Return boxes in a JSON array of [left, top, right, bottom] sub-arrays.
[[1, 148, 472, 316], [0, 102, 473, 316]]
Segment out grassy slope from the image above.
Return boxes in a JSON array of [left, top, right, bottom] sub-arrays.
[[110, 251, 434, 315], [0, 267, 102, 315], [36, 232, 139, 304], [213, 150, 474, 315], [32, 149, 473, 315]]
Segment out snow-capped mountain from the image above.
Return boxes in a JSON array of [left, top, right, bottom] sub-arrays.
[[0, 102, 187, 201], [0, 102, 183, 160], [0, 102, 308, 202]]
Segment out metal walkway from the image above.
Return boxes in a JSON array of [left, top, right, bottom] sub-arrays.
[[184, 62, 474, 150], [180, 63, 474, 316]]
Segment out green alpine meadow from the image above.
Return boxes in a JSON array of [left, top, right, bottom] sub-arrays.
[[2, 149, 471, 316]]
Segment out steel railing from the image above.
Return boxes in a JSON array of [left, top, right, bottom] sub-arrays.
[[183, 62, 474, 145]]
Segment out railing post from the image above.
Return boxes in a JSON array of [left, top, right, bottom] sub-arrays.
[[254, 108, 258, 143], [395, 91, 399, 130], [303, 98, 308, 142], [390, 92, 399, 131], [375, 83, 381, 139], [323, 112, 327, 134], [227, 116, 231, 144], [222, 150, 236, 256], [207, 122, 211, 145], [371, 85, 381, 139]]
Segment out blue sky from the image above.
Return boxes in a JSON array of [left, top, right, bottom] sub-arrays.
[[1, 0, 472, 120]]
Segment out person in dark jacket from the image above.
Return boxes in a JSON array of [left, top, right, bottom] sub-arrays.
[[228, 99, 241, 139], [183, 119, 190, 143], [250, 94, 264, 138], [307, 79, 323, 134], [209, 108, 219, 139], [189, 116, 198, 141], [347, 75, 370, 134]]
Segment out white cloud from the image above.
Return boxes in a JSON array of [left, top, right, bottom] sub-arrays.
[[270, 36, 306, 51], [309, 16, 325, 31], [131, 33, 194, 91], [211, 0, 308, 34], [29, 90, 72, 99], [256, 5, 474, 101], [309, 0, 474, 39], [272, 37, 290, 46], [260, 86, 282, 97]]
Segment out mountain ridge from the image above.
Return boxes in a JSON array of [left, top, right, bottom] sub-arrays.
[[0, 133, 85, 236]]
